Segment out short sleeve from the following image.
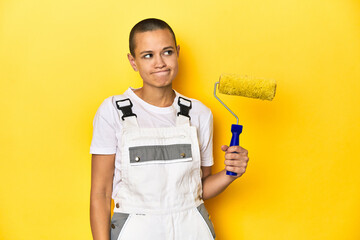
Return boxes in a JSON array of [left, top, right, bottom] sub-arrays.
[[90, 98, 117, 154], [199, 110, 214, 167]]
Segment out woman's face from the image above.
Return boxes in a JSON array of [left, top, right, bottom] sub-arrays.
[[127, 29, 180, 90]]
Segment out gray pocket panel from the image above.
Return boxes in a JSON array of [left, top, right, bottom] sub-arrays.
[[197, 203, 216, 239], [110, 212, 129, 240], [129, 144, 192, 164]]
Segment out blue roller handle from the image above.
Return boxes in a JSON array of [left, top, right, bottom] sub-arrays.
[[226, 124, 243, 176]]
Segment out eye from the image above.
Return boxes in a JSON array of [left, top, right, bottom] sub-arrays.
[[163, 50, 173, 56], [143, 54, 153, 59]]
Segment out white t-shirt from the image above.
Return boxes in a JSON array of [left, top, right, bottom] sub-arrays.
[[90, 88, 214, 197]]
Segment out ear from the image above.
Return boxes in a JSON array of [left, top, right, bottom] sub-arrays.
[[127, 53, 138, 71], [176, 45, 180, 57]]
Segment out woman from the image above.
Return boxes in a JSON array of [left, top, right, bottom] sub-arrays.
[[90, 18, 249, 240]]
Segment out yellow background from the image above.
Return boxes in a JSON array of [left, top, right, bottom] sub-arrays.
[[1, 0, 360, 239]]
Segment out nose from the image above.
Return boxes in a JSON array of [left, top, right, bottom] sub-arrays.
[[154, 55, 166, 68]]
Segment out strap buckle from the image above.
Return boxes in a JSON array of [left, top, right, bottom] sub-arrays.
[[115, 99, 137, 120], [177, 97, 192, 119]]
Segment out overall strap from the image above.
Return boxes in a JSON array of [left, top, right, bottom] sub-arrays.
[[176, 96, 192, 126], [113, 97, 139, 128]]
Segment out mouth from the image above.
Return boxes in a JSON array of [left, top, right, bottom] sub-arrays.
[[152, 69, 170, 75]]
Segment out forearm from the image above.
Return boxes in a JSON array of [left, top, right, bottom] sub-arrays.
[[202, 169, 236, 200], [90, 154, 115, 240], [201, 145, 249, 200], [90, 193, 112, 240]]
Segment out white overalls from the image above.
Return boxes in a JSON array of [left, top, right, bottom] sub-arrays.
[[110, 97, 216, 240]]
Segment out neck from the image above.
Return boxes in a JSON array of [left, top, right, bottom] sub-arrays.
[[133, 85, 175, 107]]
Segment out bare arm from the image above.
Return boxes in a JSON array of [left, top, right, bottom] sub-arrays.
[[202, 145, 249, 200], [90, 154, 115, 240]]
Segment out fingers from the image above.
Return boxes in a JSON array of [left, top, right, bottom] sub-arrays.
[[225, 165, 247, 177], [223, 146, 249, 177], [224, 158, 248, 167], [221, 145, 229, 152], [226, 146, 248, 155], [222, 145, 248, 155]]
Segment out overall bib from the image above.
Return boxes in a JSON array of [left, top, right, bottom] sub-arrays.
[[110, 97, 216, 240]]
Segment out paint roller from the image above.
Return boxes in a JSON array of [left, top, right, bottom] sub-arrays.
[[214, 73, 277, 176]]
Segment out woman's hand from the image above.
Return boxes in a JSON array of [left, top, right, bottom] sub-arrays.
[[221, 145, 249, 178]]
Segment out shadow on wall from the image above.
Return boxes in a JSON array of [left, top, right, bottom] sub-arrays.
[[204, 80, 298, 238], [172, 39, 201, 98]]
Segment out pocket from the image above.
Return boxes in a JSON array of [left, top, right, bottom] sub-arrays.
[[110, 212, 130, 240], [129, 144, 192, 166], [197, 204, 216, 239]]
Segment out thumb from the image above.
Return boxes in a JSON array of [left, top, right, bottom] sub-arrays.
[[221, 145, 229, 152]]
